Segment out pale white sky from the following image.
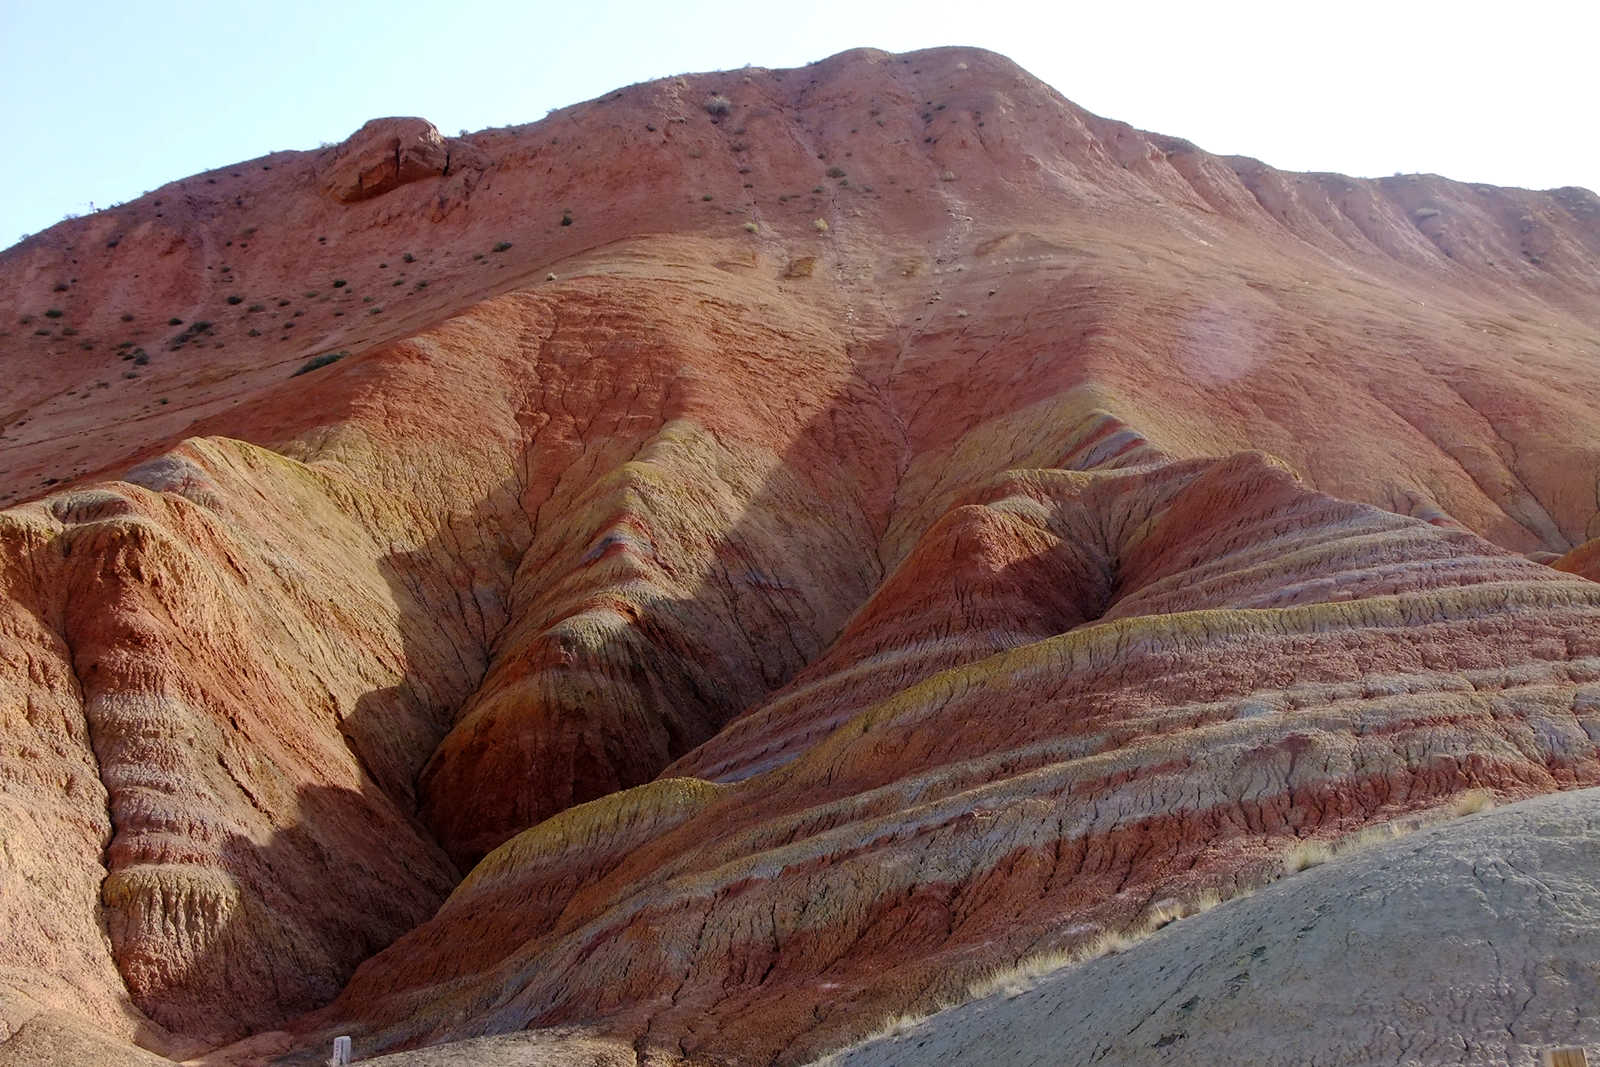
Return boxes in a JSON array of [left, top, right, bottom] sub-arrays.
[[3, 0, 1596, 249]]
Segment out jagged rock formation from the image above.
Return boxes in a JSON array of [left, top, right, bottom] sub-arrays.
[[0, 45, 1597, 1067]]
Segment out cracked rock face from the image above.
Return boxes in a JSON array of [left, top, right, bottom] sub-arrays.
[[1, 42, 1599, 1067]]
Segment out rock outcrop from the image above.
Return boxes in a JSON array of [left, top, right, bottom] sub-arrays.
[[319, 118, 451, 203], [0, 44, 1597, 1067]]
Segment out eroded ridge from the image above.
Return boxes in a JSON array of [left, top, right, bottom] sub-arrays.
[[294, 450, 1600, 1065]]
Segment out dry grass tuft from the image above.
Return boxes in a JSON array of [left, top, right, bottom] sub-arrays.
[[817, 998, 961, 1064], [1145, 898, 1185, 930], [1281, 791, 1500, 878], [1282, 839, 1334, 874], [965, 946, 1079, 1002], [1333, 822, 1407, 855], [1449, 788, 1497, 816], [961, 894, 1229, 1006]]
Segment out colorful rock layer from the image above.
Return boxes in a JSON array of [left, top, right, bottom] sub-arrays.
[[0, 44, 1597, 1066]]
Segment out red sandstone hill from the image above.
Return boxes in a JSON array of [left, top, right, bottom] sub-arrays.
[[1, 45, 1599, 1066]]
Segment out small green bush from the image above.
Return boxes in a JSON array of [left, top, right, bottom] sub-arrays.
[[291, 350, 348, 377], [493, 241, 513, 252], [825, 166, 845, 179], [704, 95, 732, 116], [331, 279, 347, 288], [226, 295, 243, 305], [168, 317, 183, 325], [44, 309, 63, 318], [402, 252, 416, 263]]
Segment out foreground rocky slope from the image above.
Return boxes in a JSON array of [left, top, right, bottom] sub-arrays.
[[0, 45, 1597, 1066], [827, 786, 1600, 1067]]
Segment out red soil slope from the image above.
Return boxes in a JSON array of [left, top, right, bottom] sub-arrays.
[[0, 45, 1597, 1065]]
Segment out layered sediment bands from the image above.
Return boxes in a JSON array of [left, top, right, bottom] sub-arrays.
[[1, 42, 1599, 1067], [0, 513, 146, 1046], [419, 408, 892, 865], [674, 449, 1576, 786], [0, 436, 510, 1047], [407, 276, 901, 866], [302, 453, 1600, 1064]]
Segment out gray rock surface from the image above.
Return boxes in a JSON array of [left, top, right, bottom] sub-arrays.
[[352, 1029, 633, 1066], [821, 788, 1600, 1067]]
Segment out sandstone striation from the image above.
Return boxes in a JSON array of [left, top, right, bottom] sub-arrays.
[[0, 43, 1597, 1067]]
